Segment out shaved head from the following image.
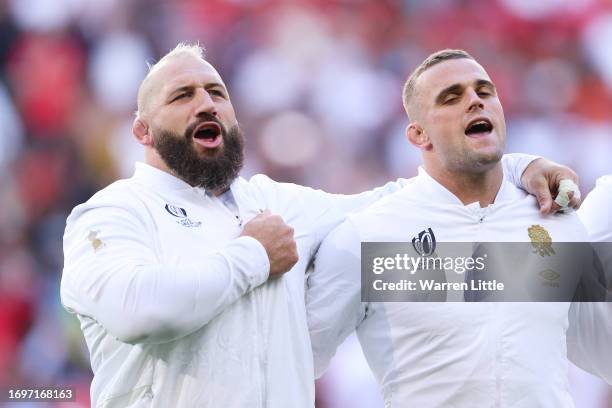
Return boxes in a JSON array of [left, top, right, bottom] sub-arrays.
[[131, 41, 241, 193], [402, 49, 474, 122], [136, 43, 207, 119]]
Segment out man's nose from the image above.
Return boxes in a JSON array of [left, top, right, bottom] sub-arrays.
[[193, 89, 218, 117], [466, 88, 484, 112]]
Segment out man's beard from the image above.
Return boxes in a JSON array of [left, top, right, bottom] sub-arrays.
[[153, 118, 245, 192]]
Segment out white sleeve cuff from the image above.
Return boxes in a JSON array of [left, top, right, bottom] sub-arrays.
[[226, 236, 270, 288]]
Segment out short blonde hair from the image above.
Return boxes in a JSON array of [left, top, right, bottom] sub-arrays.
[[402, 49, 474, 121], [136, 42, 207, 117]]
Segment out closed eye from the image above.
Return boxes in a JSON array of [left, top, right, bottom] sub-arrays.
[[443, 94, 460, 104], [476, 85, 496, 97], [171, 91, 193, 102], [209, 89, 226, 98]]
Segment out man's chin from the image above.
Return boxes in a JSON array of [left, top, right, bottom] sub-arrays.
[[473, 151, 503, 169], [453, 148, 502, 172]]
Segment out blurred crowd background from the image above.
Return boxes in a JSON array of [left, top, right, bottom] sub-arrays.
[[1, 0, 612, 406]]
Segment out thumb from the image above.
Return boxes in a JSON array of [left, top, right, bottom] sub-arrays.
[[536, 188, 553, 215]]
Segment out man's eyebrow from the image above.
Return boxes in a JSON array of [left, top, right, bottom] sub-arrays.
[[475, 79, 496, 90], [167, 82, 227, 98], [435, 83, 464, 105], [205, 82, 226, 90], [167, 84, 194, 99]]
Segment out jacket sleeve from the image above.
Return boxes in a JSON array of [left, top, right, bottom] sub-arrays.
[[567, 301, 612, 384], [501, 153, 539, 189], [306, 218, 366, 378], [249, 173, 411, 255], [61, 202, 270, 345], [569, 178, 612, 382], [578, 176, 612, 243]]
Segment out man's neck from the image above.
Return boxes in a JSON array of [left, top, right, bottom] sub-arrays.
[[423, 162, 503, 208], [211, 187, 230, 197]]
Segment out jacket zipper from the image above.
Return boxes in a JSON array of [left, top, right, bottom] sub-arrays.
[[210, 194, 267, 406]]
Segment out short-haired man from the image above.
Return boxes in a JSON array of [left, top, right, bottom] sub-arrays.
[[61, 44, 578, 407], [307, 49, 610, 407]]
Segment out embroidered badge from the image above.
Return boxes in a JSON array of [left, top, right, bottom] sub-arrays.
[[528, 225, 555, 257], [412, 228, 436, 257], [88, 230, 105, 251], [165, 204, 187, 218], [177, 218, 202, 228], [539, 269, 560, 288], [164, 203, 202, 228]]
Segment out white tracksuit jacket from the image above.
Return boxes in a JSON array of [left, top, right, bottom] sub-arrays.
[[307, 167, 612, 408]]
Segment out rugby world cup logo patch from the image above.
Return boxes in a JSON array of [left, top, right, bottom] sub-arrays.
[[165, 204, 187, 218], [412, 228, 436, 257], [164, 203, 202, 228]]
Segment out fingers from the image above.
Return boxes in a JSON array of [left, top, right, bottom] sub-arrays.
[[549, 201, 561, 214], [523, 158, 581, 215], [552, 167, 580, 210], [538, 192, 554, 215], [563, 168, 579, 186], [240, 209, 297, 278], [568, 191, 581, 209], [528, 175, 554, 215], [554, 179, 581, 212], [550, 194, 580, 213], [542, 190, 581, 214]]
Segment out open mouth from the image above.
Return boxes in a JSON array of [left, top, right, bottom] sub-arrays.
[[465, 118, 493, 136], [192, 122, 222, 148]]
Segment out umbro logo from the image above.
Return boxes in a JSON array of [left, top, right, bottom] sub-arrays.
[[164, 204, 202, 228], [412, 228, 436, 257]]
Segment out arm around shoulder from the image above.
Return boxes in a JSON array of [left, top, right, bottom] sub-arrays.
[[501, 153, 540, 188]]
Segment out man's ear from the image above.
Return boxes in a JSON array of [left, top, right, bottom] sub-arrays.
[[406, 123, 432, 150], [133, 118, 154, 147]]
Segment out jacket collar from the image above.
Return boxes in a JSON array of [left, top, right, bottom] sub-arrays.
[[133, 162, 200, 193], [413, 166, 521, 208], [132, 162, 245, 197]]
